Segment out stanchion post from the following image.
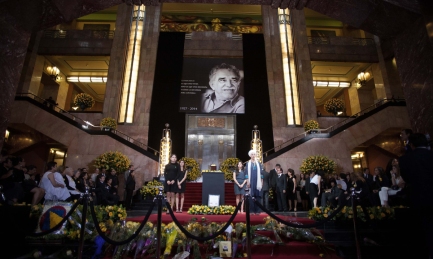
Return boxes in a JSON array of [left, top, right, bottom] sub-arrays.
[[244, 188, 252, 259], [350, 187, 362, 259], [155, 186, 163, 259], [78, 187, 89, 259]]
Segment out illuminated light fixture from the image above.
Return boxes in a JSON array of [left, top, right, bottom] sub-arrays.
[[279, 8, 301, 126], [337, 111, 343, 115], [159, 123, 172, 176], [84, 120, 95, 127], [82, 124, 89, 129], [67, 76, 107, 83], [72, 106, 78, 110], [119, 5, 146, 123], [251, 125, 263, 163], [356, 71, 370, 88], [4, 129, 10, 142], [312, 81, 351, 87], [47, 65, 60, 81]]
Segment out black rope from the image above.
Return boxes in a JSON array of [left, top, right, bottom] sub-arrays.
[[252, 196, 350, 228], [27, 198, 83, 237], [89, 199, 155, 246], [166, 200, 243, 242]]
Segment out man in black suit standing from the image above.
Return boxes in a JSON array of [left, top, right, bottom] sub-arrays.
[[261, 169, 271, 211], [269, 164, 281, 211], [275, 167, 288, 212], [399, 133, 433, 258], [362, 168, 373, 186]]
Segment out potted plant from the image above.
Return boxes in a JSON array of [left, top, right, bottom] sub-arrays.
[[94, 151, 131, 173], [304, 120, 319, 133], [100, 117, 117, 131], [324, 98, 345, 115], [300, 155, 336, 175], [73, 93, 95, 111]]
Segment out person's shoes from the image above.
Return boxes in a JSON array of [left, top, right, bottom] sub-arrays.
[[294, 208, 297, 212]]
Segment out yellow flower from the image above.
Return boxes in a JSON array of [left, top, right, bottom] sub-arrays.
[[109, 212, 113, 217], [369, 214, 374, 219]]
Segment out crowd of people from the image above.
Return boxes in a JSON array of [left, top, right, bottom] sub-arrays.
[[0, 155, 138, 210]]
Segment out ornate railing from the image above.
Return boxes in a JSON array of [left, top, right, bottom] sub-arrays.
[[308, 36, 375, 46], [263, 98, 406, 161], [42, 30, 115, 39], [15, 93, 159, 158]]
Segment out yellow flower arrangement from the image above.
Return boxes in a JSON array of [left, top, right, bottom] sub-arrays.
[[100, 117, 117, 129], [187, 205, 236, 215], [94, 151, 131, 173], [300, 155, 336, 175], [304, 120, 320, 132], [220, 157, 241, 181], [73, 93, 95, 110], [140, 179, 163, 197], [324, 98, 345, 115], [180, 157, 201, 181]]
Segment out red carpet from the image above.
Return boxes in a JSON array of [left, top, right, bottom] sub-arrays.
[[128, 213, 316, 225]]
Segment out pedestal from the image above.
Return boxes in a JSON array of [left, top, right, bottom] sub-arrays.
[[202, 172, 225, 206]]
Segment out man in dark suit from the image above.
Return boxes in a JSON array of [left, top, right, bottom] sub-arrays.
[[261, 169, 270, 211], [400, 129, 413, 154], [399, 133, 433, 258], [274, 167, 288, 212], [269, 164, 281, 211], [362, 168, 373, 187]]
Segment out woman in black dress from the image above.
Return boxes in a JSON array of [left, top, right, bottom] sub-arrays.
[[164, 154, 180, 212], [286, 169, 297, 211], [175, 160, 188, 213]]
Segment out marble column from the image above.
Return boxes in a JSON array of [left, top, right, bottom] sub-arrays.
[[128, 5, 162, 144], [17, 31, 44, 95], [103, 3, 133, 119], [393, 17, 433, 137], [261, 6, 290, 147], [373, 36, 404, 100], [0, 14, 31, 149], [290, 9, 316, 122]]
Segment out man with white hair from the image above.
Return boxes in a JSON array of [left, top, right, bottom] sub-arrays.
[[245, 150, 264, 215]]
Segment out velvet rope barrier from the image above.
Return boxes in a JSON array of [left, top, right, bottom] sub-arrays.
[[89, 199, 155, 246], [252, 196, 350, 228], [27, 198, 83, 237], [165, 200, 243, 242]]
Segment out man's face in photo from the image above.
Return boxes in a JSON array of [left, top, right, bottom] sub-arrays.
[[209, 69, 240, 101]]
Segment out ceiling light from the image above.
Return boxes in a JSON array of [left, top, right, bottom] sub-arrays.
[[313, 81, 351, 87], [67, 76, 108, 83]]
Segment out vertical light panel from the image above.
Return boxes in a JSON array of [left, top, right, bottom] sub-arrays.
[[159, 127, 172, 175], [279, 9, 301, 125], [119, 6, 145, 123]]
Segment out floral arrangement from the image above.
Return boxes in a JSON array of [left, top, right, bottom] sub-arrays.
[[30, 204, 127, 240], [220, 157, 241, 181], [324, 98, 345, 115], [304, 119, 319, 132], [300, 155, 336, 175], [187, 205, 236, 215], [308, 205, 400, 222], [180, 157, 201, 181], [73, 93, 95, 110], [100, 117, 117, 129], [140, 179, 163, 197], [94, 151, 131, 173]]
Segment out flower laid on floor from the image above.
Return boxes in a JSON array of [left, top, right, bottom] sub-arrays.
[[29, 204, 127, 240], [308, 205, 403, 222], [187, 204, 236, 215]]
